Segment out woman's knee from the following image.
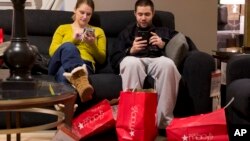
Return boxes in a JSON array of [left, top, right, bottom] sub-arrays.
[[60, 42, 78, 51]]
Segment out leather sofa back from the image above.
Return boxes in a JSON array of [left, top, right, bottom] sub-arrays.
[[0, 10, 175, 37], [0, 9, 175, 72]]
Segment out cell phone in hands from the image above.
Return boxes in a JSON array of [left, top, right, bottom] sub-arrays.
[[137, 30, 150, 42], [84, 27, 95, 37]]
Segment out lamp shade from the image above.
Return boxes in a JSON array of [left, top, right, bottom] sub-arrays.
[[220, 0, 245, 4]]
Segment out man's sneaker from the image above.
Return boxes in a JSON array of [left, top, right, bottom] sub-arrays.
[[64, 65, 94, 102]]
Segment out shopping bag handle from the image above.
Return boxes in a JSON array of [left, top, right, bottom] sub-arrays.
[[224, 97, 234, 109], [132, 82, 139, 92]]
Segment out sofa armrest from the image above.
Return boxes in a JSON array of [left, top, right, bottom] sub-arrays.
[[226, 54, 250, 85], [181, 50, 215, 114], [226, 78, 250, 140]]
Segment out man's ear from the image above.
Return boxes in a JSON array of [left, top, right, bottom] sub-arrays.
[[152, 10, 155, 17], [134, 11, 136, 17]]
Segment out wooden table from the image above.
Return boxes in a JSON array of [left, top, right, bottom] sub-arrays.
[[0, 80, 77, 141]]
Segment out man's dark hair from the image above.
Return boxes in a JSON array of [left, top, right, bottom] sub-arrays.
[[135, 0, 154, 12]]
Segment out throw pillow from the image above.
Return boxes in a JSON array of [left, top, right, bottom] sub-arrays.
[[165, 32, 189, 67]]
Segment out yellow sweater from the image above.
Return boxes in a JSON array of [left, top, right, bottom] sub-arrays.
[[49, 24, 106, 67]]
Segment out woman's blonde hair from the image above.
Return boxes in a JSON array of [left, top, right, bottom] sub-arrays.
[[72, 0, 95, 20]]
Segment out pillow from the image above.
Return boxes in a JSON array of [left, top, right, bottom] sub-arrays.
[[165, 32, 189, 67]]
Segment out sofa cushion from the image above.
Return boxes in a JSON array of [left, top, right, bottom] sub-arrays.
[[165, 32, 189, 67]]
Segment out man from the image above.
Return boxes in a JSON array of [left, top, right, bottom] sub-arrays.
[[110, 0, 181, 135]]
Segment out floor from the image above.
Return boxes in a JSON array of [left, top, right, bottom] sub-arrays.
[[0, 131, 56, 141], [0, 130, 167, 141]]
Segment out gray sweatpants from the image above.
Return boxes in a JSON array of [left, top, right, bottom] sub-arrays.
[[120, 56, 181, 129]]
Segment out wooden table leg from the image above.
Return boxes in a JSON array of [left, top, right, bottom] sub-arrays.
[[16, 112, 21, 141], [6, 112, 11, 141], [63, 94, 77, 127]]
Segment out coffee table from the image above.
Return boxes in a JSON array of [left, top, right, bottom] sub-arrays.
[[0, 80, 77, 141]]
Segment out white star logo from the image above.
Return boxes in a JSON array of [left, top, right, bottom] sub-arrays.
[[129, 131, 135, 136], [78, 122, 84, 130], [182, 134, 188, 141]]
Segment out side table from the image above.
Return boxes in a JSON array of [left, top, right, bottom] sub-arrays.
[[212, 47, 244, 106], [0, 79, 77, 141]]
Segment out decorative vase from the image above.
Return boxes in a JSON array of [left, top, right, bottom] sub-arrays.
[[3, 0, 36, 81]]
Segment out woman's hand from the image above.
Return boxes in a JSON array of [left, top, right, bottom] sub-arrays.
[[73, 28, 96, 46], [74, 32, 83, 42], [82, 31, 96, 45]]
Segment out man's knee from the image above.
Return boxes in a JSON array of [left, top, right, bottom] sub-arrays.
[[120, 56, 141, 69], [157, 57, 176, 69]]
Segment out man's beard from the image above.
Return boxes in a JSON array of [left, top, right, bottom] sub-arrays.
[[137, 22, 153, 31]]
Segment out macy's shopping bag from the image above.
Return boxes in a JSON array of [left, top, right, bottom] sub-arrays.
[[0, 28, 3, 43], [116, 89, 158, 141], [72, 99, 116, 140], [166, 108, 229, 141]]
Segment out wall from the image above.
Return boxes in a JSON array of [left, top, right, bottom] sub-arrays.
[[64, 0, 217, 54], [0, 0, 216, 54], [160, 0, 217, 54], [244, 0, 250, 47]]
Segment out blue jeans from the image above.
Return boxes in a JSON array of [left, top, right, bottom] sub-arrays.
[[48, 42, 94, 83]]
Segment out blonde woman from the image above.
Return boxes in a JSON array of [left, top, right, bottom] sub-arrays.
[[48, 0, 106, 103]]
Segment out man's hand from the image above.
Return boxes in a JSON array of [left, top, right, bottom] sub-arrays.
[[149, 32, 165, 49], [130, 37, 147, 54]]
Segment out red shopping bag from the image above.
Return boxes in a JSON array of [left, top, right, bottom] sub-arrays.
[[116, 89, 158, 141], [166, 108, 229, 141], [72, 99, 116, 140], [0, 28, 3, 43]]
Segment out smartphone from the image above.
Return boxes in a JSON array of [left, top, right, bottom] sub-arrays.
[[84, 27, 95, 37], [137, 30, 150, 41]]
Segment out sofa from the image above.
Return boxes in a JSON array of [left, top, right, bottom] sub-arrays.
[[0, 9, 215, 134]]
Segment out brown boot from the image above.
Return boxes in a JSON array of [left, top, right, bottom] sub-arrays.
[[64, 65, 94, 102]]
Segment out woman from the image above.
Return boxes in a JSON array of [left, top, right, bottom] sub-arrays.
[[48, 0, 106, 103]]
